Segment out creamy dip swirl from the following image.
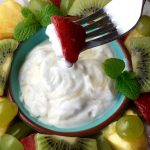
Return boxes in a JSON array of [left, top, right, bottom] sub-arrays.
[[19, 40, 117, 128]]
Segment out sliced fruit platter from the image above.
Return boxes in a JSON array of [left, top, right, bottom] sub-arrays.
[[0, 0, 150, 150]]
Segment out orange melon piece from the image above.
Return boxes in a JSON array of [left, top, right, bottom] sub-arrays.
[[0, 0, 24, 39]]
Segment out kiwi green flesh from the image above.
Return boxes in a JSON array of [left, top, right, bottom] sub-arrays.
[[0, 39, 18, 96], [35, 134, 98, 150], [135, 15, 150, 36], [68, 0, 111, 17], [96, 136, 112, 150], [60, 0, 75, 15], [129, 37, 150, 93], [0, 73, 6, 96]]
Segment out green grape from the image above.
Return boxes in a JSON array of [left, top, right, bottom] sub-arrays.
[[116, 115, 144, 141], [136, 15, 150, 36], [0, 134, 24, 150], [0, 98, 18, 128], [6, 121, 34, 139], [97, 136, 112, 150]]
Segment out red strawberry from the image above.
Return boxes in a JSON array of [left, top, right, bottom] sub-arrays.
[[20, 134, 36, 150], [135, 93, 150, 124], [51, 16, 86, 63], [50, 0, 61, 7]]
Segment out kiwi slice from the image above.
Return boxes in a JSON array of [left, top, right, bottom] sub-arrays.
[[67, 0, 111, 17], [135, 15, 150, 36], [127, 37, 150, 93], [96, 136, 112, 150], [0, 39, 18, 96], [125, 29, 143, 53], [35, 133, 98, 150], [60, 0, 75, 15]]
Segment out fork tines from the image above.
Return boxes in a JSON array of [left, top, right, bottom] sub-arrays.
[[75, 7, 119, 50], [76, 0, 145, 51], [84, 16, 111, 31], [82, 30, 119, 51], [76, 8, 105, 25]]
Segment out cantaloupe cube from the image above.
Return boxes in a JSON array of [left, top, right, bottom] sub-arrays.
[[0, 0, 24, 39]]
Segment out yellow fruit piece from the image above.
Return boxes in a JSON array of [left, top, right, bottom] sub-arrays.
[[0, 0, 24, 39], [0, 97, 17, 137], [0, 127, 7, 137], [0, 97, 18, 128], [124, 109, 137, 116], [0, 98, 4, 102], [102, 122, 148, 150]]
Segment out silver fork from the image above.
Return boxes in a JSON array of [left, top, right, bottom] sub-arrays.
[[75, 0, 145, 51]]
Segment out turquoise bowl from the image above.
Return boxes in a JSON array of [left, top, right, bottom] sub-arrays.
[[9, 28, 130, 137]]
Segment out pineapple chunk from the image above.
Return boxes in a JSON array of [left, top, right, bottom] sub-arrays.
[[0, 0, 24, 39], [0, 98, 7, 136], [102, 122, 148, 150]]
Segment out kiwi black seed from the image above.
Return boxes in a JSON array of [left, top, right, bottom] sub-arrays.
[[0, 39, 18, 96], [127, 37, 150, 93], [68, 0, 111, 17], [35, 134, 98, 150]]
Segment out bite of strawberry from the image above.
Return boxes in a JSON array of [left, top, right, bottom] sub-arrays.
[[46, 16, 86, 66], [20, 134, 36, 150], [50, 0, 61, 7], [135, 93, 150, 124]]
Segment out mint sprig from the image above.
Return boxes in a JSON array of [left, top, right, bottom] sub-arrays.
[[14, 4, 63, 41], [103, 58, 141, 100], [21, 7, 35, 18], [14, 19, 40, 41], [14, 7, 40, 41], [116, 71, 141, 100], [103, 58, 125, 79], [36, 3, 62, 27]]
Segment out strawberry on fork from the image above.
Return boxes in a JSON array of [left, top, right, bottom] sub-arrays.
[[46, 16, 86, 66], [135, 93, 150, 124]]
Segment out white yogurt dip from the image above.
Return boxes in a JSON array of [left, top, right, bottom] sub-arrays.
[[19, 40, 117, 128]]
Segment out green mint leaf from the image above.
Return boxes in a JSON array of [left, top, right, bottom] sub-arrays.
[[21, 7, 35, 18], [103, 58, 125, 79], [14, 18, 40, 41], [116, 71, 141, 100], [36, 3, 62, 27], [122, 71, 136, 79]]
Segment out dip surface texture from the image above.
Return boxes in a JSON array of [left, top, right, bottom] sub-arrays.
[[19, 40, 117, 128]]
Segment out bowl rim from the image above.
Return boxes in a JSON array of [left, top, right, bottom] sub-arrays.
[[8, 31, 131, 137]]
